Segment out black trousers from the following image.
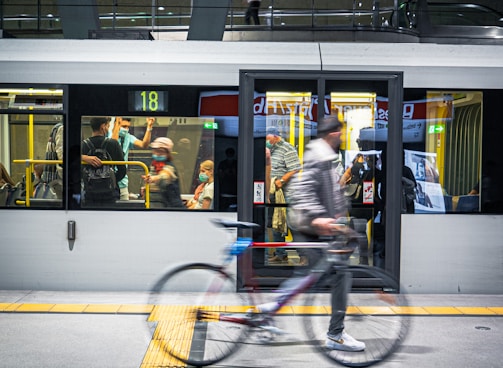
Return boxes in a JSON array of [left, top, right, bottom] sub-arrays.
[[245, 1, 261, 25]]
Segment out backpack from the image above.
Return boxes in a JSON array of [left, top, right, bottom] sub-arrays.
[[41, 123, 63, 183], [82, 138, 117, 201]]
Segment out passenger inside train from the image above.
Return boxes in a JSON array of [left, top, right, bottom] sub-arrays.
[[81, 117, 126, 207], [109, 116, 155, 200], [142, 137, 184, 209], [186, 160, 214, 210], [0, 162, 15, 187]]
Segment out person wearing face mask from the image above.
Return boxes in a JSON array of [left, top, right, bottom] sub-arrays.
[[186, 160, 214, 210], [81, 117, 126, 206], [141, 137, 184, 209], [110, 117, 154, 200], [265, 126, 301, 263]]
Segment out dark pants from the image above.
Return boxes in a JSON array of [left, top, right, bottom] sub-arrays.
[[327, 267, 351, 336], [267, 193, 286, 258], [245, 1, 261, 25], [288, 229, 350, 337], [373, 238, 385, 269], [373, 223, 385, 269]]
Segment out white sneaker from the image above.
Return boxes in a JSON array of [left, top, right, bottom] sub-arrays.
[[325, 331, 366, 352], [256, 302, 279, 313]]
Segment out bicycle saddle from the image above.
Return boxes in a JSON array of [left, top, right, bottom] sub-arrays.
[[211, 218, 260, 229]]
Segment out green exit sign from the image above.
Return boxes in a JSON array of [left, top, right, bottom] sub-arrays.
[[203, 121, 219, 130], [428, 125, 444, 134]]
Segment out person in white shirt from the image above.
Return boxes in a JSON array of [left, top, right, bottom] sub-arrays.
[[187, 160, 214, 210]]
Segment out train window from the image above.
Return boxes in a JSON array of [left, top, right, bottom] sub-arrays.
[[403, 91, 483, 214], [0, 88, 64, 209], [79, 115, 215, 210], [339, 89, 484, 214]]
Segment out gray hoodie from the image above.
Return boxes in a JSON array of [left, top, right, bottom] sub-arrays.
[[287, 138, 348, 234]]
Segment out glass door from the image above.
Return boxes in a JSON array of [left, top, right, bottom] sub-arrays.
[[237, 71, 403, 290]]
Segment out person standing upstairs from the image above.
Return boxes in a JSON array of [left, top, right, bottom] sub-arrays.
[[245, 0, 261, 25]]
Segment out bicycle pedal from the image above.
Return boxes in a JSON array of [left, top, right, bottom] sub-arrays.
[[252, 332, 275, 344], [259, 324, 286, 335]]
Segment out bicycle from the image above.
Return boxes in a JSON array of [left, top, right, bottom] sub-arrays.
[[147, 219, 410, 367]]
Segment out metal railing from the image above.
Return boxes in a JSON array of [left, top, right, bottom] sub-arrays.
[[12, 159, 151, 208], [2, 2, 502, 43], [0, 1, 410, 36]]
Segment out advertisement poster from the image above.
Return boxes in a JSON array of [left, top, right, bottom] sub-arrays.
[[363, 181, 374, 204], [253, 181, 265, 204], [198, 91, 434, 142], [404, 149, 445, 213]]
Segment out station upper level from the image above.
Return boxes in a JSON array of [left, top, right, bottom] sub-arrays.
[[1, 0, 503, 45]]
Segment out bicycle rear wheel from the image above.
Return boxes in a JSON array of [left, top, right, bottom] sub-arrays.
[[303, 265, 410, 367], [147, 263, 253, 367]]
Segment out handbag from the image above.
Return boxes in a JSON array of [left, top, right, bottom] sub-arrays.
[[344, 183, 361, 198]]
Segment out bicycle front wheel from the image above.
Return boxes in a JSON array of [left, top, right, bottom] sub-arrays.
[[303, 265, 410, 367], [147, 263, 253, 367]]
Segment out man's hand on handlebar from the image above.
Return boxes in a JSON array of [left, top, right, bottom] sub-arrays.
[[311, 218, 357, 237]]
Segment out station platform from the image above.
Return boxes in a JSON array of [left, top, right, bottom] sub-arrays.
[[1, 290, 502, 367]]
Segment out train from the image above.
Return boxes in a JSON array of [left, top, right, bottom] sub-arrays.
[[0, 38, 502, 293]]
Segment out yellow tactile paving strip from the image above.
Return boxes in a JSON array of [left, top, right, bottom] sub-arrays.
[[1, 302, 501, 317], [1, 302, 502, 368], [0, 302, 154, 314], [1, 302, 501, 316], [142, 305, 196, 368]]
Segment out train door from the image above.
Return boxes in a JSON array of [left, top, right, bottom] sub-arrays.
[[237, 70, 404, 290]]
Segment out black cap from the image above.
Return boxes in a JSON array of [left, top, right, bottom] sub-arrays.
[[317, 115, 343, 136]]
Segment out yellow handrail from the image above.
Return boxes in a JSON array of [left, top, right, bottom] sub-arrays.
[[12, 159, 63, 207], [12, 159, 151, 208]]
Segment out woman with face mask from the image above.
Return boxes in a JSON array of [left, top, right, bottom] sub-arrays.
[[142, 137, 184, 208], [186, 160, 214, 210]]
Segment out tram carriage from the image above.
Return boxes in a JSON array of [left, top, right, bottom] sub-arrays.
[[0, 39, 502, 293]]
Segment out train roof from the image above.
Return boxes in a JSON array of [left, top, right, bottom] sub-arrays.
[[1, 39, 503, 88]]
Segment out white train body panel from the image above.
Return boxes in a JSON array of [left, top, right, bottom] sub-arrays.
[[0, 39, 502, 293]]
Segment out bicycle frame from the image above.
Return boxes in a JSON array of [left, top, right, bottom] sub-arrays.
[[198, 239, 344, 328], [148, 220, 409, 367]]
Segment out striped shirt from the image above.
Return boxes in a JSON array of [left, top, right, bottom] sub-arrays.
[[270, 139, 301, 179]]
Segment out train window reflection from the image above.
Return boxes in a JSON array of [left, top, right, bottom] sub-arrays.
[[408, 91, 483, 213], [79, 115, 215, 210], [343, 90, 483, 213], [0, 88, 63, 111]]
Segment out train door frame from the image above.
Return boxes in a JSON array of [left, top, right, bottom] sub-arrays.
[[236, 70, 404, 290]]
